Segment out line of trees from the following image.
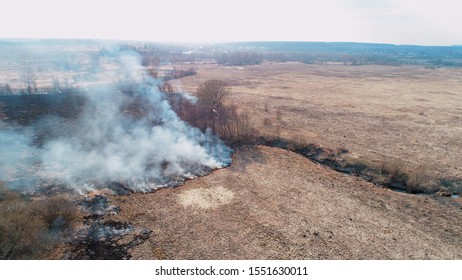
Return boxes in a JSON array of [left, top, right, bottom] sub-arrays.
[[168, 80, 255, 146], [0, 77, 75, 96], [163, 67, 197, 81], [216, 51, 263, 66]]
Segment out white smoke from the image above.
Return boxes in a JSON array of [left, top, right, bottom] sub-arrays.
[[0, 50, 231, 193], [0, 125, 40, 190]]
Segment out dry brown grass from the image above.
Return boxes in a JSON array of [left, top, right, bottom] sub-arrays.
[[114, 146, 462, 259], [178, 186, 234, 210], [110, 63, 462, 259], [263, 117, 273, 127], [179, 63, 462, 180], [381, 160, 406, 185], [0, 185, 78, 259], [438, 177, 462, 194], [286, 135, 310, 151], [37, 197, 78, 230], [406, 164, 438, 194], [171, 80, 257, 146]]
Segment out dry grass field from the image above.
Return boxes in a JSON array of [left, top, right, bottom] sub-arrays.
[[179, 63, 462, 179], [112, 146, 462, 259], [105, 62, 462, 259], [2, 61, 462, 259]]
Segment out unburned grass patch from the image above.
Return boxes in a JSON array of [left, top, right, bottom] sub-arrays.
[[256, 137, 462, 196]]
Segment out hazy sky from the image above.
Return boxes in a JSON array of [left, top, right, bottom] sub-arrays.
[[1, 0, 461, 45]]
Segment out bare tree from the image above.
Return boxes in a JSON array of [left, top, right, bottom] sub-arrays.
[[195, 80, 229, 108], [21, 68, 37, 95], [169, 80, 255, 145], [158, 81, 174, 93], [0, 83, 13, 95]]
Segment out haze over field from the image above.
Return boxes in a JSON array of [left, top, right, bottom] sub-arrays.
[[1, 0, 462, 45], [0, 49, 232, 193], [1, 0, 462, 263]]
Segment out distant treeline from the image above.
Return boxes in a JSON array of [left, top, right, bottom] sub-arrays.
[[2, 40, 462, 97], [2, 39, 462, 67], [0, 79, 77, 96], [131, 41, 462, 67]]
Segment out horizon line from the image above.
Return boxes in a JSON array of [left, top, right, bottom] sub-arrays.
[[0, 37, 461, 48]]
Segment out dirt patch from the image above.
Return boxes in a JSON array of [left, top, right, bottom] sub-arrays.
[[178, 186, 234, 209]]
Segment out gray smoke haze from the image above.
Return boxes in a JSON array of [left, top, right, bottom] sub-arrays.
[[0, 125, 39, 189], [0, 49, 231, 193]]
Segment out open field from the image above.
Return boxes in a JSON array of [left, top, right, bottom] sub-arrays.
[[112, 146, 462, 259], [106, 63, 462, 259], [2, 56, 462, 259], [179, 63, 462, 179]]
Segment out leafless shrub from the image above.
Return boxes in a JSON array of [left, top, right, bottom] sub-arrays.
[[381, 159, 406, 185], [0, 83, 14, 95], [158, 81, 174, 93], [164, 67, 197, 81], [380, 161, 442, 193], [172, 80, 256, 146], [36, 197, 78, 230], [0, 186, 47, 259], [372, 159, 411, 190], [195, 80, 229, 107], [49, 77, 75, 94], [406, 164, 437, 194], [22, 69, 38, 95], [0, 185, 78, 259], [286, 136, 309, 151], [217, 111, 256, 145]]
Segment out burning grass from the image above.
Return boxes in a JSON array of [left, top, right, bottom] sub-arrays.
[[2, 46, 461, 260], [0, 75, 231, 194], [0, 54, 236, 259]]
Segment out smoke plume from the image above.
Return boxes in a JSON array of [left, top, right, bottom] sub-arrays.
[[0, 50, 231, 193]]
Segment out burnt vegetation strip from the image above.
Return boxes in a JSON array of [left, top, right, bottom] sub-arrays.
[[71, 219, 134, 260], [0, 184, 149, 260], [71, 195, 151, 260], [2, 79, 460, 198], [255, 137, 462, 196], [70, 223, 151, 260], [0, 92, 86, 126]]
